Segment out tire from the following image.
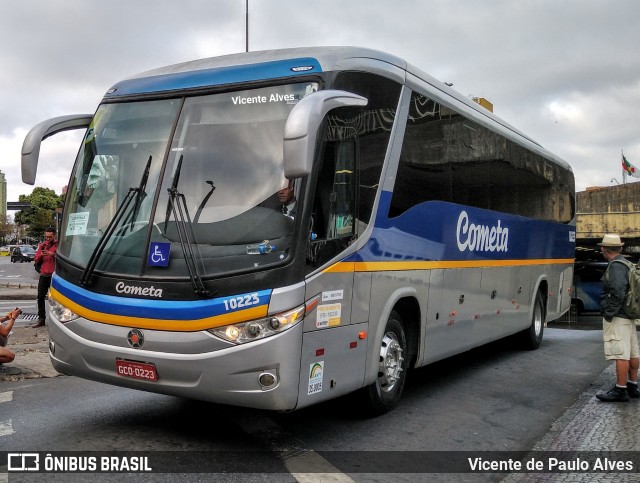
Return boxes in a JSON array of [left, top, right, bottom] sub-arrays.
[[574, 300, 584, 316], [361, 311, 408, 416], [520, 290, 545, 350]]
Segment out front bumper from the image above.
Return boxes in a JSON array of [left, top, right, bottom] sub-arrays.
[[48, 315, 304, 410]]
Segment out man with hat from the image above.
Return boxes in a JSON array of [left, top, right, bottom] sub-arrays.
[[596, 233, 640, 402]]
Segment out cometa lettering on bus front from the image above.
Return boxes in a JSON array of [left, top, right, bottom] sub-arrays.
[[456, 210, 509, 253], [115, 282, 163, 298]]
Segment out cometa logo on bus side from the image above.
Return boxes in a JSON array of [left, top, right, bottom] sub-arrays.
[[456, 210, 509, 253]]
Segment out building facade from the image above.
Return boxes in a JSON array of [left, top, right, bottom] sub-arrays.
[[576, 182, 640, 257]]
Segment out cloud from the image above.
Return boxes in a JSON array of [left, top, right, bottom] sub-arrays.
[[1, 0, 640, 203]]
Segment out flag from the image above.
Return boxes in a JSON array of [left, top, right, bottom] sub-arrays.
[[622, 154, 640, 178]]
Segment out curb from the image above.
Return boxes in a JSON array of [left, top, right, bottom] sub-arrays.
[[0, 323, 57, 382], [0, 282, 38, 300], [0, 282, 38, 289]]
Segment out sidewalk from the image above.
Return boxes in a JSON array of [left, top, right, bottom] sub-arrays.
[[503, 363, 640, 483], [0, 283, 58, 381]]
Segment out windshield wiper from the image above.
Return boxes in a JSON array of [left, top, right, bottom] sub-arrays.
[[79, 156, 152, 287], [193, 180, 215, 224], [163, 155, 183, 232], [125, 155, 152, 231], [164, 155, 209, 296]]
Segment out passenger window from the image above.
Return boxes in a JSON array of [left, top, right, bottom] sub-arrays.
[[390, 90, 575, 223]]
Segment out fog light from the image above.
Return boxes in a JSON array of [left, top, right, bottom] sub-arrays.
[[269, 317, 281, 330], [246, 322, 261, 338], [258, 372, 277, 388], [49, 339, 55, 355]]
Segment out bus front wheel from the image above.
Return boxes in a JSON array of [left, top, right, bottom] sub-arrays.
[[362, 311, 408, 416]]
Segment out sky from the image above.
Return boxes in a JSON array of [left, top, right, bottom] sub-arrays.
[[1, 0, 639, 206]]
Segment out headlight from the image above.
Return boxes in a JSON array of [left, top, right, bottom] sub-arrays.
[[209, 304, 304, 344], [49, 297, 80, 323]]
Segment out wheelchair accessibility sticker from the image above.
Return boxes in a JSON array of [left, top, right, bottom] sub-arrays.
[[147, 242, 170, 267]]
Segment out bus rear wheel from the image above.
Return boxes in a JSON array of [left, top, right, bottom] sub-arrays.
[[362, 311, 408, 416], [520, 290, 545, 350]]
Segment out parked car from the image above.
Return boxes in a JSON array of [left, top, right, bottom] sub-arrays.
[[10, 245, 36, 263], [1, 245, 16, 256], [573, 261, 608, 314]]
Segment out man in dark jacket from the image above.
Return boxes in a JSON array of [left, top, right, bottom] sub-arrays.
[[596, 233, 640, 402], [277, 180, 296, 218]]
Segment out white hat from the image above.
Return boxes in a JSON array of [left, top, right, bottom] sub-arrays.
[[598, 234, 624, 247]]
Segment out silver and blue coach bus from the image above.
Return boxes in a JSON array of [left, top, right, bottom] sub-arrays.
[[22, 47, 575, 414]]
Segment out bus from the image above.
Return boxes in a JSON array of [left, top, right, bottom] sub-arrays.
[[22, 47, 575, 414]]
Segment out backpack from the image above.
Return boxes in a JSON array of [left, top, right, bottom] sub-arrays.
[[610, 258, 640, 319]]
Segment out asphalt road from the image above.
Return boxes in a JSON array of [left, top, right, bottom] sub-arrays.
[[0, 326, 608, 482], [0, 254, 40, 285], [0, 254, 611, 480]]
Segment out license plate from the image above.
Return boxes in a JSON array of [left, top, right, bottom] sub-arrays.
[[115, 359, 158, 382]]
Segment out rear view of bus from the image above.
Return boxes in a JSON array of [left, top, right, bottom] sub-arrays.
[[22, 47, 575, 414]]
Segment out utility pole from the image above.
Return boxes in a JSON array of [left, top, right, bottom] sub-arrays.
[[245, 0, 249, 52]]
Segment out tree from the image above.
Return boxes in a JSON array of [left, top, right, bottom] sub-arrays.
[[0, 214, 12, 245], [13, 187, 63, 239]]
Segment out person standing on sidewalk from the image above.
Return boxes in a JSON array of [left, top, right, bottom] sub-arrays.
[[0, 307, 22, 363], [32, 227, 57, 328], [596, 233, 640, 402]]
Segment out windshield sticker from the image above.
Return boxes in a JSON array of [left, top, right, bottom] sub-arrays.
[[147, 242, 170, 267], [66, 212, 90, 235], [308, 361, 324, 395], [322, 290, 343, 302], [316, 303, 342, 328]]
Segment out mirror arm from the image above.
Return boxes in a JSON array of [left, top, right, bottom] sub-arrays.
[[22, 114, 93, 184]]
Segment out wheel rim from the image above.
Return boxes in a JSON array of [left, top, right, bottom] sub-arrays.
[[377, 331, 404, 393], [534, 300, 543, 337]]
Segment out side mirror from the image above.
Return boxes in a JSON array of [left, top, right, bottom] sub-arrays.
[[283, 90, 367, 178], [22, 114, 93, 184]]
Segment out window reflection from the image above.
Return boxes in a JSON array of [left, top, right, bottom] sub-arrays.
[[390, 91, 575, 223]]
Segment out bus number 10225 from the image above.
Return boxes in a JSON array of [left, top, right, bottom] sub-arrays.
[[222, 293, 260, 311]]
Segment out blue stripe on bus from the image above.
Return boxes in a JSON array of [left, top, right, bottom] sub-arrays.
[[51, 275, 272, 321], [353, 194, 576, 263], [106, 58, 323, 96]]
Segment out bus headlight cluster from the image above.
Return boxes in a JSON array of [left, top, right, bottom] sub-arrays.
[[209, 304, 304, 344], [48, 297, 80, 323]]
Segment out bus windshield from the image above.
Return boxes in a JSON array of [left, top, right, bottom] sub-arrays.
[[61, 82, 319, 278]]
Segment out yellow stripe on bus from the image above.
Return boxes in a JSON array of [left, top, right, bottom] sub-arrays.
[[323, 258, 574, 273], [50, 287, 269, 332]]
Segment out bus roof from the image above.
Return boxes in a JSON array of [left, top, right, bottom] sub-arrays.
[[106, 47, 406, 98], [104, 46, 571, 173]]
